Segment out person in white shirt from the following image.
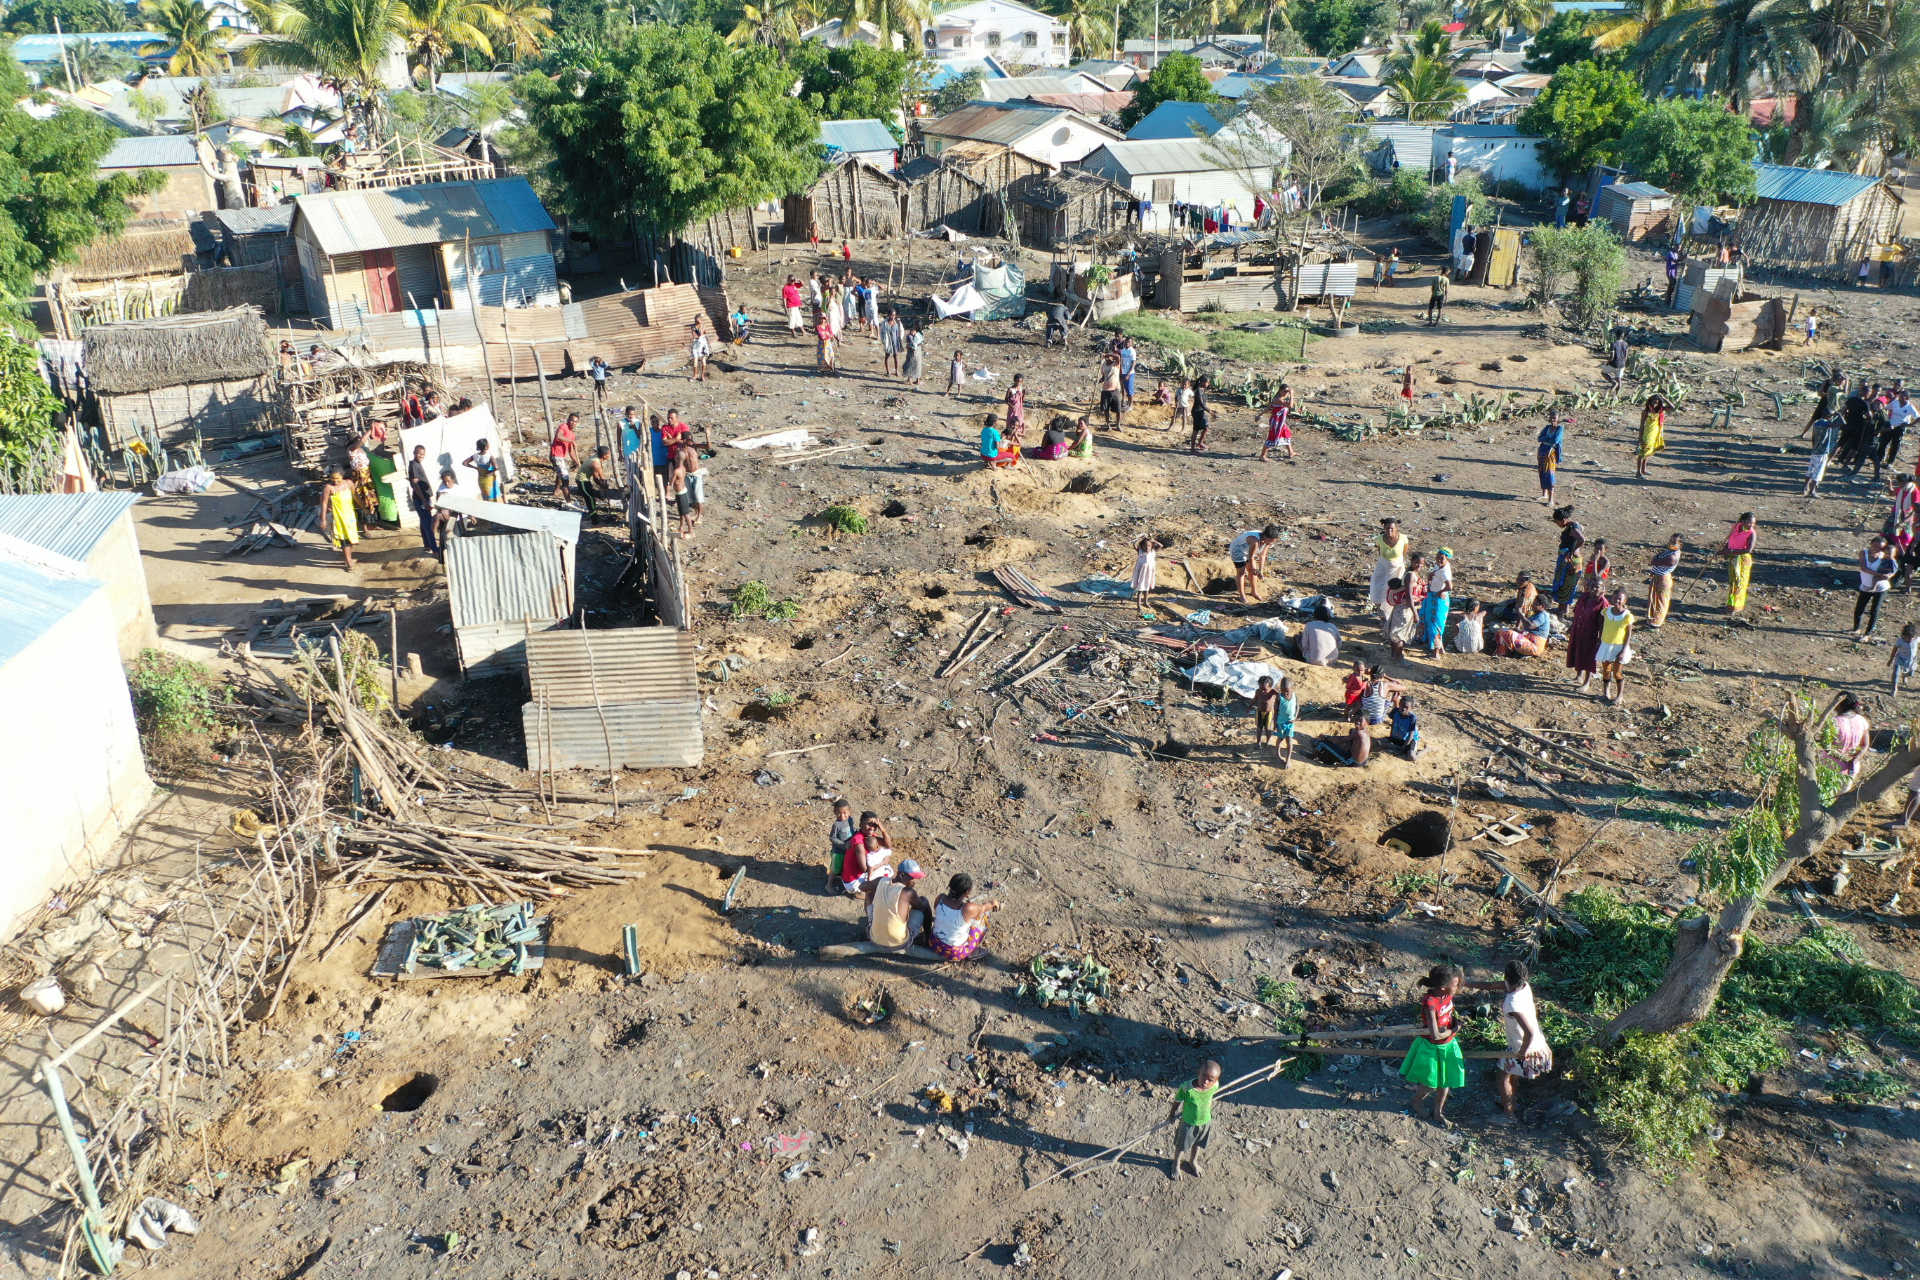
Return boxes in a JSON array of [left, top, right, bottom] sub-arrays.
[[1885, 391, 1917, 471], [1228, 525, 1279, 604], [688, 323, 710, 383]]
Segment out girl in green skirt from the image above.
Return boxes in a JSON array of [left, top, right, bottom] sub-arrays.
[[1400, 964, 1466, 1128]]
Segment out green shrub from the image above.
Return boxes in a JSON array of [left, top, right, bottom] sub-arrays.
[[1571, 1031, 1719, 1175], [1527, 223, 1626, 329], [1421, 175, 1494, 245], [1255, 974, 1319, 1078], [733, 581, 802, 619], [820, 504, 868, 535], [1096, 311, 1205, 351], [127, 648, 226, 771], [1335, 167, 1430, 217]]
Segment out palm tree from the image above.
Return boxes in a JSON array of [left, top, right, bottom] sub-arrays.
[[816, 0, 928, 50], [1384, 51, 1467, 120], [1465, 0, 1552, 43], [725, 0, 817, 48], [248, 0, 410, 129], [1050, 0, 1116, 56], [485, 0, 548, 61], [398, 0, 495, 89], [140, 0, 230, 76], [1588, 0, 1702, 53], [1630, 0, 1816, 110], [64, 37, 133, 87]]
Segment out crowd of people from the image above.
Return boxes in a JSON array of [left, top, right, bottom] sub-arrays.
[[826, 799, 1000, 960]]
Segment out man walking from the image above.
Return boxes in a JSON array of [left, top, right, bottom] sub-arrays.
[[1427, 270, 1448, 326], [1664, 247, 1682, 307], [550, 412, 578, 502]]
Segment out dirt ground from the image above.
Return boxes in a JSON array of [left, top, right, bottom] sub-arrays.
[[18, 229, 1920, 1280]]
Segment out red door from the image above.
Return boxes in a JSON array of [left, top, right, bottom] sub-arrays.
[[362, 248, 402, 314]]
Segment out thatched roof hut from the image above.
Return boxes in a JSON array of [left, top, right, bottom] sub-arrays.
[[82, 307, 281, 448], [83, 307, 275, 395], [64, 222, 202, 284]]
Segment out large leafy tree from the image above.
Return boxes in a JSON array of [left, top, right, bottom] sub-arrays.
[[1117, 51, 1216, 129], [140, 0, 230, 75], [1614, 95, 1758, 204], [1292, 0, 1383, 56], [815, 0, 927, 50], [724, 0, 815, 47], [7, 0, 132, 34], [789, 41, 915, 126], [0, 58, 163, 302], [519, 23, 818, 238], [1517, 60, 1645, 180], [1521, 9, 1598, 71], [928, 64, 982, 114], [1465, 0, 1550, 40], [1383, 51, 1465, 120]]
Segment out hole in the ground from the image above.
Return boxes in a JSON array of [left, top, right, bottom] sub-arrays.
[[923, 584, 949, 599], [1379, 810, 1451, 859], [791, 634, 817, 650], [1201, 576, 1239, 596], [1062, 473, 1102, 495], [614, 1021, 652, 1048], [378, 1073, 439, 1112], [882, 500, 908, 517], [963, 533, 994, 547], [1292, 959, 1319, 979]]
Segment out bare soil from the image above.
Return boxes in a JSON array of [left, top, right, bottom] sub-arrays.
[[14, 236, 1920, 1280]]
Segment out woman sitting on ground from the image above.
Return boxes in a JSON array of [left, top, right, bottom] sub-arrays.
[[1496, 571, 1538, 624], [838, 812, 894, 894], [1031, 415, 1073, 461], [1067, 415, 1095, 458], [929, 873, 1001, 961], [1492, 603, 1554, 657]]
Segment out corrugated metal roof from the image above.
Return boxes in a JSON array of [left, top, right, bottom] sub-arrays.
[[454, 617, 562, 679], [293, 177, 555, 257], [1213, 74, 1278, 99], [1607, 180, 1668, 200], [1084, 137, 1223, 176], [0, 494, 139, 562], [437, 492, 581, 545], [100, 135, 199, 169], [1125, 101, 1224, 141], [521, 702, 705, 770], [1753, 162, 1884, 207], [445, 529, 572, 631], [216, 206, 296, 237], [922, 100, 1087, 146], [820, 119, 900, 155], [12, 31, 159, 60], [525, 628, 698, 708], [0, 555, 100, 667]]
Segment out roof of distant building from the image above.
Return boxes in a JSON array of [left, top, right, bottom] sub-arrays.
[[819, 119, 900, 155], [292, 177, 554, 257], [99, 135, 199, 169], [1753, 162, 1888, 206], [0, 494, 139, 563], [1125, 100, 1226, 141]]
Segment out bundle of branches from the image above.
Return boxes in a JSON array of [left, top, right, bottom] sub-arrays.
[[336, 819, 638, 895]]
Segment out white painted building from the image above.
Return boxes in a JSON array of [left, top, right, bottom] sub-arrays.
[[1076, 137, 1255, 232], [922, 0, 1071, 69], [1438, 124, 1551, 192]]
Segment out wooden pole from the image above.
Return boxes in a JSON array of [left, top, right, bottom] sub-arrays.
[[529, 346, 556, 442], [389, 609, 401, 711]]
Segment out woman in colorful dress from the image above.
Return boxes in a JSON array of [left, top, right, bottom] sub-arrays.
[[319, 468, 358, 571], [1637, 392, 1671, 479], [1826, 693, 1871, 788], [1369, 517, 1408, 614], [1565, 576, 1604, 693], [1400, 965, 1466, 1129], [1536, 410, 1566, 504], [1724, 512, 1758, 613], [1259, 383, 1294, 462], [929, 873, 1000, 961], [1645, 534, 1682, 628], [1550, 506, 1586, 613]]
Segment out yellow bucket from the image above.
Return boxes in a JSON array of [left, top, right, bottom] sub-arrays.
[[728, 246, 743, 258]]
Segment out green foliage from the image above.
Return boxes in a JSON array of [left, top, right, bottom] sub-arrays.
[[1254, 975, 1319, 1079], [1336, 167, 1429, 216], [1117, 51, 1217, 130], [1517, 61, 1645, 181], [140, 0, 230, 76], [929, 66, 983, 117], [1293, 0, 1382, 54], [1384, 52, 1467, 120], [1421, 174, 1492, 245], [127, 86, 164, 125], [0, 331, 61, 470], [7, 0, 133, 33], [1206, 324, 1307, 363], [788, 41, 917, 129], [1832, 1070, 1905, 1105], [732, 579, 801, 619], [246, 0, 414, 110], [1098, 311, 1204, 350], [1615, 97, 1758, 205], [1571, 1031, 1727, 1175], [1696, 730, 1797, 899], [820, 503, 867, 535], [127, 648, 224, 765], [1522, 9, 1601, 72], [1526, 222, 1625, 328], [1385, 871, 1438, 897], [520, 23, 818, 233]]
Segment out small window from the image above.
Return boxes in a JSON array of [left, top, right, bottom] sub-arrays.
[[1152, 178, 1174, 204], [986, 30, 1000, 46], [951, 32, 966, 46], [1023, 31, 1037, 46], [1052, 31, 1066, 45], [924, 29, 936, 45], [471, 243, 504, 273]]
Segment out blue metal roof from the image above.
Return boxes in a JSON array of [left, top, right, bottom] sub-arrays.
[[99, 135, 199, 169], [1212, 74, 1277, 100], [820, 119, 899, 156], [926, 57, 1010, 88], [0, 494, 139, 563], [12, 31, 164, 61], [0, 557, 102, 668], [1125, 100, 1223, 141], [1608, 180, 1668, 199], [1753, 162, 1884, 207]]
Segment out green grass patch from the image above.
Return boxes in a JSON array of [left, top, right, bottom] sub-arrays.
[[819, 504, 868, 535], [1189, 310, 1286, 328], [1206, 324, 1309, 363], [1096, 311, 1204, 350], [1255, 975, 1319, 1079], [1385, 871, 1438, 898]]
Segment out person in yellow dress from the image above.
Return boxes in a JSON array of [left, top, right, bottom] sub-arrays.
[[1636, 392, 1671, 479], [1724, 512, 1758, 612], [320, 468, 359, 571]]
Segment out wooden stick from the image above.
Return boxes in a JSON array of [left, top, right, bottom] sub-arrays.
[[944, 627, 1002, 677], [1009, 647, 1072, 688], [766, 743, 841, 758], [937, 608, 993, 677], [1475, 850, 1592, 936], [314, 885, 392, 965]]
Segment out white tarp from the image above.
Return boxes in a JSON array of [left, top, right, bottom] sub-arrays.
[[1184, 645, 1282, 699], [933, 284, 985, 319], [728, 429, 813, 451], [400, 403, 516, 503]]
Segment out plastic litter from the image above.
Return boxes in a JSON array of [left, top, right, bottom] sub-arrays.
[[125, 1198, 198, 1250]]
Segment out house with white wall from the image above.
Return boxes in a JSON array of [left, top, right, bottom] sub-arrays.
[[922, 0, 1071, 69], [1075, 137, 1254, 232]]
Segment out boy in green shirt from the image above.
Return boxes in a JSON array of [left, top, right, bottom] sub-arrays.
[[1167, 1059, 1221, 1179]]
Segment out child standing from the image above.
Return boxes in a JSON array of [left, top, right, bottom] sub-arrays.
[[1805, 308, 1819, 346], [826, 798, 855, 893], [1400, 965, 1466, 1128], [1174, 378, 1194, 431], [1166, 1059, 1221, 1179], [1259, 384, 1295, 462], [1343, 660, 1367, 711], [1466, 961, 1552, 1125], [1273, 675, 1297, 768], [1252, 675, 1278, 750], [1894, 623, 1919, 696], [1131, 536, 1161, 602], [1453, 598, 1486, 654], [945, 351, 967, 397]]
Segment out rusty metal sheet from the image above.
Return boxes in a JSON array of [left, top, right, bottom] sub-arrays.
[[521, 700, 704, 771], [525, 628, 698, 709]]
